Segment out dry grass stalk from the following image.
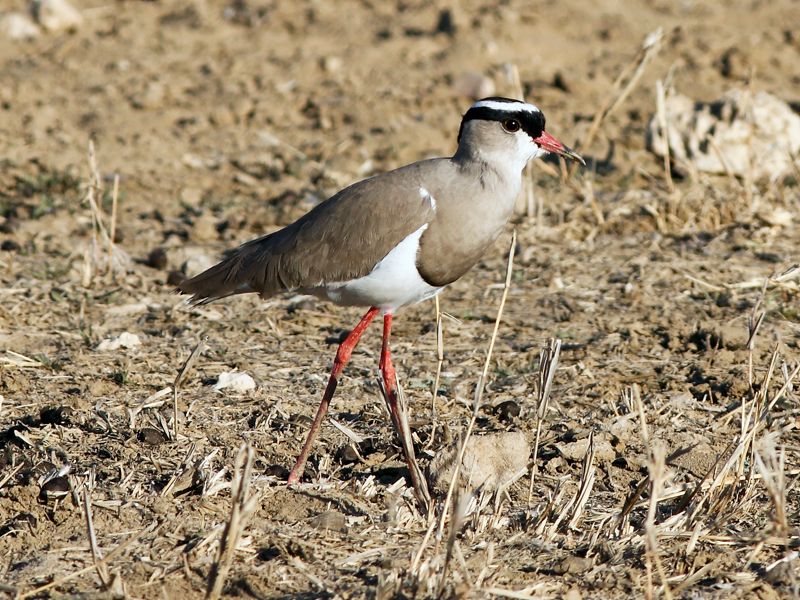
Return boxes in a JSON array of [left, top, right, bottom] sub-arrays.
[[410, 509, 439, 575], [632, 387, 674, 600], [567, 431, 597, 529], [754, 443, 789, 537], [480, 586, 550, 599], [527, 338, 561, 504], [684, 353, 799, 530], [435, 231, 517, 540], [572, 28, 664, 177], [82, 489, 110, 589], [206, 444, 258, 600], [1, 350, 45, 369], [106, 173, 119, 281], [435, 492, 469, 599], [411, 232, 518, 580], [746, 279, 767, 390], [0, 463, 24, 493], [83, 141, 126, 286], [378, 375, 431, 512], [173, 337, 207, 440], [655, 80, 674, 192]]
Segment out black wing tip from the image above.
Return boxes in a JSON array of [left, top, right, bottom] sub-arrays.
[[173, 277, 216, 306]]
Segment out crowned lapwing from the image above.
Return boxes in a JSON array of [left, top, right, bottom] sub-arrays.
[[179, 97, 583, 488]]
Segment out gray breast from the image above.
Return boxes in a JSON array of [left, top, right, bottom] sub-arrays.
[[416, 161, 519, 287]]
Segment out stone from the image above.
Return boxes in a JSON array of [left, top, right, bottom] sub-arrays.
[[32, 0, 83, 32], [555, 435, 616, 462], [309, 510, 347, 532], [96, 332, 141, 351], [648, 88, 800, 180], [181, 254, 216, 278], [213, 371, 256, 394], [0, 12, 41, 39], [429, 431, 530, 494]]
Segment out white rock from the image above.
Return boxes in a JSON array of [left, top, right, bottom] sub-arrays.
[[648, 88, 800, 180], [321, 56, 342, 73], [429, 431, 530, 494], [32, 0, 83, 32], [214, 371, 256, 394], [757, 207, 793, 227], [96, 332, 141, 351], [181, 254, 216, 278], [0, 12, 41, 39]]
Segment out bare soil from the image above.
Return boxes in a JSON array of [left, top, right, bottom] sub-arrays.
[[1, 0, 799, 598]]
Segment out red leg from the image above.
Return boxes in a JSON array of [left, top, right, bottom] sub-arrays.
[[288, 307, 379, 485], [380, 313, 397, 402], [379, 313, 427, 507]]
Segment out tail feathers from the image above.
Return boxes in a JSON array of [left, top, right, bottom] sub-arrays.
[[176, 251, 256, 305]]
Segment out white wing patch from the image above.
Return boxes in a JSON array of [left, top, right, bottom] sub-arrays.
[[306, 224, 442, 311], [472, 99, 540, 113], [419, 187, 436, 211]]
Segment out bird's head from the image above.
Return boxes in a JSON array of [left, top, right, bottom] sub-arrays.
[[456, 97, 584, 169]]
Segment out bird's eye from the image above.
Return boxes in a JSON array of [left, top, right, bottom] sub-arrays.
[[502, 119, 521, 133]]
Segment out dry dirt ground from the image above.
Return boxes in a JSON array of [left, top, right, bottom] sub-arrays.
[[1, 0, 800, 598]]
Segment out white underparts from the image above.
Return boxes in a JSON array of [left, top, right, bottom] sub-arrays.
[[419, 187, 436, 211], [307, 224, 442, 310], [472, 99, 540, 113]]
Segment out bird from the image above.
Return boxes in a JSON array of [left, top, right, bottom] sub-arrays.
[[178, 96, 583, 490]]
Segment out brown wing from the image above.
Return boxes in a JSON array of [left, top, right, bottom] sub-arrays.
[[178, 161, 441, 304]]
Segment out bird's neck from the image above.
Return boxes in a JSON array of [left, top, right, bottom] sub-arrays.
[[452, 145, 526, 195]]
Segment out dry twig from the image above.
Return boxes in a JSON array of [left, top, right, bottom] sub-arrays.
[[436, 231, 517, 539], [206, 444, 258, 600], [528, 338, 561, 504]]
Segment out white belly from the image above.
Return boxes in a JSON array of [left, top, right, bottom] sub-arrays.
[[303, 224, 442, 311]]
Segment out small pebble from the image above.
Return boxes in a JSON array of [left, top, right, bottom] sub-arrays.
[[190, 213, 218, 242], [435, 8, 456, 36], [0, 217, 19, 233], [309, 510, 347, 532], [256, 546, 281, 561], [146, 247, 168, 270], [1, 240, 20, 252], [764, 560, 794, 587], [32, 0, 83, 31], [0, 12, 40, 39], [138, 427, 167, 446], [180, 186, 203, 206], [264, 464, 289, 479], [335, 444, 360, 464], [495, 400, 521, 421], [167, 270, 185, 286], [181, 254, 216, 278], [321, 55, 342, 73], [555, 556, 593, 575], [96, 332, 141, 352], [39, 405, 71, 425], [139, 81, 166, 108], [39, 476, 70, 502]]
